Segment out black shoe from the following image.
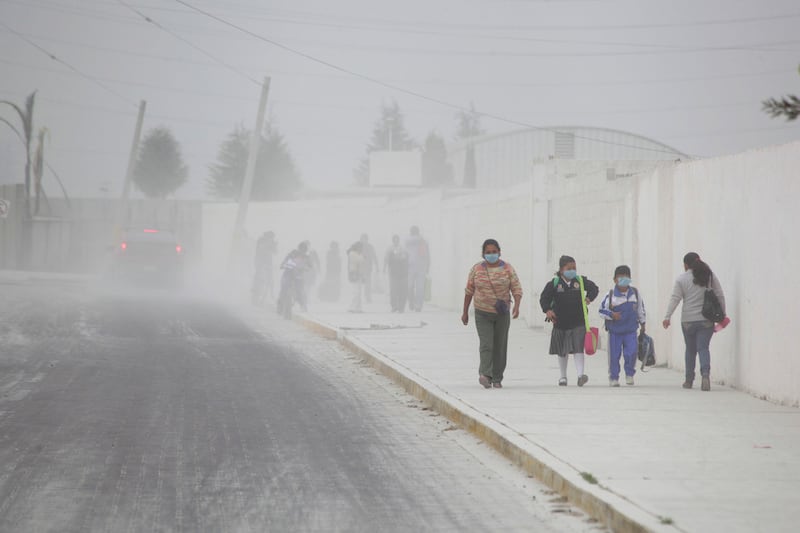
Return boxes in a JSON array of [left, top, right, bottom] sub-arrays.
[[577, 374, 589, 387], [682, 381, 693, 389], [558, 378, 567, 386]]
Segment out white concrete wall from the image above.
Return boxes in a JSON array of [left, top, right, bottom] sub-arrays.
[[201, 141, 800, 405]]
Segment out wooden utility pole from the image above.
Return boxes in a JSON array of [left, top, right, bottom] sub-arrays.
[[116, 100, 146, 238], [229, 77, 270, 270]]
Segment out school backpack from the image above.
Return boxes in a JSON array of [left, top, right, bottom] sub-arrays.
[[637, 332, 656, 370]]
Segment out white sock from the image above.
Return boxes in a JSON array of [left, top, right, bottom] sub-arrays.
[[558, 356, 568, 379], [574, 353, 585, 377]]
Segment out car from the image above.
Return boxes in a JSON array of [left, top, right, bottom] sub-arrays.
[[112, 228, 184, 286]]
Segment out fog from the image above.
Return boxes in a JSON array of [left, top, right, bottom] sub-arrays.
[[1, 0, 799, 198], [1, 3, 800, 530]]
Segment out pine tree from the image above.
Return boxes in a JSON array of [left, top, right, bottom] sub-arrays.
[[421, 131, 453, 187], [133, 127, 188, 198], [207, 124, 302, 201]]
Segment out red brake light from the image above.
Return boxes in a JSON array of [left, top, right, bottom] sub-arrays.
[[120, 242, 127, 250], [143, 229, 158, 234], [175, 245, 182, 254]]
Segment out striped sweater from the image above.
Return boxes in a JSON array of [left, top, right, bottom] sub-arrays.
[[465, 261, 523, 314]]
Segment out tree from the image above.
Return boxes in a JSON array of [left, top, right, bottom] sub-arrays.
[[455, 101, 485, 141], [133, 127, 188, 198], [354, 101, 416, 186], [763, 65, 800, 121], [455, 102, 484, 188], [207, 124, 301, 201], [421, 131, 453, 187]]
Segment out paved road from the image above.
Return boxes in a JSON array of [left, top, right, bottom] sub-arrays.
[[0, 279, 600, 532]]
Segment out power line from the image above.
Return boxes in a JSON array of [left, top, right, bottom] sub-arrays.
[[172, 0, 690, 157], [115, 0, 261, 86], [0, 20, 136, 107], [151, 1, 800, 33]]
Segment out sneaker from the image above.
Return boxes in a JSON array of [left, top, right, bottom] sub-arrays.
[[701, 376, 711, 391], [479, 375, 492, 389], [626, 376, 634, 386], [682, 381, 693, 389], [492, 382, 503, 389], [558, 378, 567, 387], [577, 374, 589, 387], [609, 379, 620, 387]]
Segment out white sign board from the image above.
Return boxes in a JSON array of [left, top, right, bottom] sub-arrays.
[[369, 151, 422, 187], [0, 199, 9, 219]]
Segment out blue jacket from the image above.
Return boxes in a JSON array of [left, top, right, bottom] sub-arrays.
[[599, 286, 646, 334]]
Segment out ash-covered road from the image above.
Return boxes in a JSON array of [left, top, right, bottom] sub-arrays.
[[0, 278, 598, 532]]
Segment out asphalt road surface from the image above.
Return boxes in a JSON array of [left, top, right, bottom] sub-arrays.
[[0, 278, 601, 532]]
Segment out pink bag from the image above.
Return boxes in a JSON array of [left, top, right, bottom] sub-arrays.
[[578, 276, 598, 355], [584, 327, 599, 355]]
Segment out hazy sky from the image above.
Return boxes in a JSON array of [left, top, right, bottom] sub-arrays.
[[1, 0, 798, 199]]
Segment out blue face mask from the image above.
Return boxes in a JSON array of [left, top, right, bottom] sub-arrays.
[[563, 269, 577, 280], [617, 277, 632, 287], [484, 253, 500, 264]]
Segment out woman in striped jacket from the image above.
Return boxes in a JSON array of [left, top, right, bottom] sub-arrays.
[[461, 239, 523, 389]]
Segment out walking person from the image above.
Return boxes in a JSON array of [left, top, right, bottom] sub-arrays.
[[359, 234, 379, 304], [539, 255, 599, 387], [462, 239, 522, 389], [663, 252, 726, 391], [384, 234, 409, 312], [347, 241, 366, 313], [599, 265, 646, 387], [405, 225, 430, 312]]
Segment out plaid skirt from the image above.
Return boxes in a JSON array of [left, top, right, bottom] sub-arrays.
[[549, 325, 585, 356]]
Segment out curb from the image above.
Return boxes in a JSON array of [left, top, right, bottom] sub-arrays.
[[295, 313, 674, 533]]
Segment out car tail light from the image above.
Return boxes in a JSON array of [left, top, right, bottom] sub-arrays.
[[175, 245, 182, 254], [143, 228, 159, 233], [120, 242, 127, 251]]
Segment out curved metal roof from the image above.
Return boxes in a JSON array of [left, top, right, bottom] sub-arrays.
[[451, 125, 688, 158]]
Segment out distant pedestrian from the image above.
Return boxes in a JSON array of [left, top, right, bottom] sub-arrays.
[[360, 234, 379, 303], [318, 241, 342, 302], [539, 255, 599, 387], [405, 225, 430, 312], [384, 234, 409, 312], [599, 265, 646, 387], [462, 239, 523, 389], [347, 241, 366, 313], [663, 252, 726, 391]]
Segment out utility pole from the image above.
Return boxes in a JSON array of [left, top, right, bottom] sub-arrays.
[[229, 76, 270, 271], [116, 100, 146, 239]]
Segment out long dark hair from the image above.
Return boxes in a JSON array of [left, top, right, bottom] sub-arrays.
[[683, 252, 712, 287], [482, 238, 500, 254]]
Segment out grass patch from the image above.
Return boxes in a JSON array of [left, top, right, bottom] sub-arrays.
[[580, 472, 598, 484], [659, 516, 674, 525]]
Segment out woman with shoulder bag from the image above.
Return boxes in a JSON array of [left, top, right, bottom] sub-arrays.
[[462, 239, 523, 389], [662, 252, 727, 391]]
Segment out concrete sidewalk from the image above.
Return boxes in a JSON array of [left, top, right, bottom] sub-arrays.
[[296, 300, 800, 533]]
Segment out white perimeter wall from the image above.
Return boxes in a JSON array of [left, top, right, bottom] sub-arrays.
[[202, 141, 800, 406]]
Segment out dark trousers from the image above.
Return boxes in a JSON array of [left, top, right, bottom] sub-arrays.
[[475, 309, 510, 383], [389, 270, 407, 311]]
